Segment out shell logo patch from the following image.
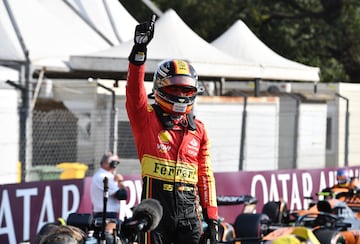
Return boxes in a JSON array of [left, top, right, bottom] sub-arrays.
[[158, 130, 171, 144], [157, 130, 171, 153]]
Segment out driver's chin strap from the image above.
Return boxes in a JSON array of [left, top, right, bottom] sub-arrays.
[[152, 104, 196, 131]]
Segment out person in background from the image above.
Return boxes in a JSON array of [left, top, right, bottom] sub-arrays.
[[35, 220, 64, 244], [90, 152, 127, 219], [37, 224, 86, 244], [126, 15, 218, 244], [336, 168, 351, 188], [321, 168, 360, 200], [335, 168, 360, 190]]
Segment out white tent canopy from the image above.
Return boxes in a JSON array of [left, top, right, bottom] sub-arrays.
[[0, 0, 136, 72], [0, 66, 19, 82], [211, 20, 320, 82], [0, 16, 24, 63], [66, 0, 138, 44], [70, 9, 261, 79]]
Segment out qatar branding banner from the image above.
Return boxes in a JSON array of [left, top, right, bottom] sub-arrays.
[[215, 166, 360, 224], [1, 166, 359, 243]]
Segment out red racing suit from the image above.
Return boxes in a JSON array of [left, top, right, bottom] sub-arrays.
[[126, 63, 218, 243]]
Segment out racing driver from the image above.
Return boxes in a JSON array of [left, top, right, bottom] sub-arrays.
[[125, 15, 218, 244]]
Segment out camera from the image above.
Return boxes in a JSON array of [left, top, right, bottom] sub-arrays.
[[67, 198, 163, 244], [67, 213, 127, 243], [109, 160, 120, 169]]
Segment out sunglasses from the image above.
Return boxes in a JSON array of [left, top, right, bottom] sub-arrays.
[[161, 86, 197, 96], [109, 160, 120, 168]]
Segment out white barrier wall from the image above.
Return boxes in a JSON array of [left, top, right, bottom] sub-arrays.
[[297, 104, 327, 168], [0, 88, 19, 183], [195, 96, 280, 172]]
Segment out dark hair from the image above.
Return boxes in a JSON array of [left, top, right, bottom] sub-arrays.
[[100, 151, 113, 165], [100, 152, 120, 168], [35, 223, 60, 244], [37, 225, 85, 244]]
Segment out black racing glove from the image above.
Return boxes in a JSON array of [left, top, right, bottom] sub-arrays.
[[205, 219, 218, 244], [128, 14, 156, 65]]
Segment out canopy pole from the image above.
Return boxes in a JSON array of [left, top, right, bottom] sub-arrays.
[[95, 81, 118, 154], [336, 93, 349, 167], [102, 0, 122, 43], [62, 0, 114, 46], [283, 93, 301, 169], [31, 67, 46, 110], [220, 77, 225, 95], [237, 91, 248, 171], [254, 78, 260, 97], [4, 0, 31, 182]]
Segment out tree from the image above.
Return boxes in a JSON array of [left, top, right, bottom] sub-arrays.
[[119, 0, 360, 82]]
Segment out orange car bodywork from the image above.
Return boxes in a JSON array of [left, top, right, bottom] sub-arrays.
[[341, 231, 360, 244], [291, 191, 360, 244]]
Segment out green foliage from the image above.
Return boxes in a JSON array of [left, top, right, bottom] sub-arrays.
[[119, 0, 360, 82]]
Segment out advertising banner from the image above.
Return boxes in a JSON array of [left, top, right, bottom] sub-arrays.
[[1, 166, 359, 243]]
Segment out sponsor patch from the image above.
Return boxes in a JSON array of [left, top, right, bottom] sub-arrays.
[[173, 60, 190, 75], [141, 155, 198, 183], [187, 138, 200, 156], [158, 131, 171, 153]]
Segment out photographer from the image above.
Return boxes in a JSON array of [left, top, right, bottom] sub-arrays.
[[90, 152, 128, 219]]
